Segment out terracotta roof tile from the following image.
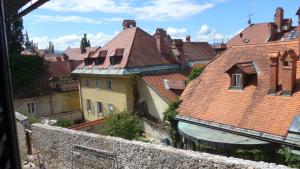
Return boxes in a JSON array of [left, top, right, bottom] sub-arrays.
[[183, 42, 216, 61], [178, 40, 300, 136], [143, 72, 187, 102], [64, 46, 100, 61]]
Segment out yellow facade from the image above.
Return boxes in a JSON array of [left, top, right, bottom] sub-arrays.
[[79, 75, 135, 121]]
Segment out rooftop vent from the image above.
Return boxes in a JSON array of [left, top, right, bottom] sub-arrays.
[[122, 20, 136, 30]]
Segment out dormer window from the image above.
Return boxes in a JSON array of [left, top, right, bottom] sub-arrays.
[[226, 62, 258, 90], [110, 48, 124, 65]]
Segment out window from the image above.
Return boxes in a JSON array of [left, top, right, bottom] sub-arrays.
[[97, 102, 103, 115], [86, 99, 91, 112], [232, 74, 242, 88], [108, 103, 114, 113], [85, 79, 90, 87], [107, 80, 112, 91], [96, 80, 101, 89], [26, 102, 36, 114]]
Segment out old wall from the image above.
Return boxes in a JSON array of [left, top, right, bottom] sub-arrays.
[[14, 91, 80, 117], [32, 123, 290, 169], [141, 118, 170, 142]]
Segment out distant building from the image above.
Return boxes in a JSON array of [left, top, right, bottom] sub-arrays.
[[176, 7, 300, 161], [73, 20, 217, 122], [227, 7, 299, 48]]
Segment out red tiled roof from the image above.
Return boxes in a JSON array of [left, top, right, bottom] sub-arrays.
[[64, 46, 100, 61], [178, 40, 300, 136], [143, 72, 187, 102], [49, 60, 81, 78], [183, 42, 216, 61], [58, 82, 78, 92], [227, 23, 271, 48]]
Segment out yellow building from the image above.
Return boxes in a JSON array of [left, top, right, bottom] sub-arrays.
[[73, 20, 216, 121]]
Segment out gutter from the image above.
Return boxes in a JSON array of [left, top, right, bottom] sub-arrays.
[[176, 115, 300, 148]]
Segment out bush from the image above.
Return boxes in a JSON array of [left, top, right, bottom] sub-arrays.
[[57, 118, 74, 128], [19, 111, 40, 124], [188, 66, 204, 82], [103, 112, 142, 140], [277, 146, 300, 168], [163, 99, 182, 147]]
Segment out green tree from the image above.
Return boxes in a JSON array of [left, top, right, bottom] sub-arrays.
[[188, 66, 204, 82], [80, 33, 91, 53], [103, 112, 142, 140], [6, 17, 24, 56], [163, 99, 182, 147], [10, 54, 50, 98]]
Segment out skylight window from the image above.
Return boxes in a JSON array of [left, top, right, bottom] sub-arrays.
[[289, 115, 300, 133]]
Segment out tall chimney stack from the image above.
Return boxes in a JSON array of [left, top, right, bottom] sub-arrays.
[[269, 52, 280, 95], [185, 35, 191, 42], [296, 7, 300, 58], [274, 7, 284, 33], [281, 49, 297, 96], [122, 20, 136, 30], [155, 28, 167, 55]]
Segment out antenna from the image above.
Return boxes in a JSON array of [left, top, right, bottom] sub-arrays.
[[247, 9, 253, 25]]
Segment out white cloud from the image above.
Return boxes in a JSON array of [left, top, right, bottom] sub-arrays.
[[40, 0, 218, 21], [166, 27, 187, 39], [196, 24, 224, 43], [135, 1, 214, 20], [32, 32, 114, 50], [32, 15, 123, 24]]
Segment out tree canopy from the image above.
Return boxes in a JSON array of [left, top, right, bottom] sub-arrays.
[[103, 112, 142, 140]]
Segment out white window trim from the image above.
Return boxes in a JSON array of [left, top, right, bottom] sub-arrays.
[[232, 73, 242, 87], [97, 101, 103, 117], [108, 103, 114, 113]]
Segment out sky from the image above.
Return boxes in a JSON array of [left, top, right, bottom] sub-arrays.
[[22, 0, 300, 51]]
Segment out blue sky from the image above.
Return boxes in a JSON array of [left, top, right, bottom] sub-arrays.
[[23, 0, 299, 50]]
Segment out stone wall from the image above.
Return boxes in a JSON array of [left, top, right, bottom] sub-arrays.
[[141, 118, 170, 142], [16, 118, 28, 160], [31, 123, 290, 169]]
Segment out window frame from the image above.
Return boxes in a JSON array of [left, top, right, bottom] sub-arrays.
[[85, 79, 90, 87], [86, 99, 92, 112], [108, 103, 114, 113], [26, 101, 36, 114], [232, 73, 242, 88], [96, 101, 103, 115], [96, 80, 101, 89], [107, 80, 112, 91]]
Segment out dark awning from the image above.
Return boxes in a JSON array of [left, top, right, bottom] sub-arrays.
[[178, 121, 269, 149]]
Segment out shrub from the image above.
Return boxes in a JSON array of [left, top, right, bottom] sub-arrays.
[[277, 146, 300, 168], [19, 111, 40, 124], [57, 118, 74, 128], [188, 66, 204, 82], [103, 112, 142, 140]]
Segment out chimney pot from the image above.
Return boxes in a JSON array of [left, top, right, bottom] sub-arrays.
[[186, 35, 191, 42], [122, 19, 136, 30]]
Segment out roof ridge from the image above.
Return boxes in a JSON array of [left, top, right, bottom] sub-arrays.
[[124, 27, 138, 67], [230, 39, 298, 48]]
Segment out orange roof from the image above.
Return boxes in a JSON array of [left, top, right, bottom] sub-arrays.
[[178, 40, 300, 136], [143, 72, 187, 102], [183, 42, 216, 61], [227, 23, 271, 48], [64, 46, 100, 61]]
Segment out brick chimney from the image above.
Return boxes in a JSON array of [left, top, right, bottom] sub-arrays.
[[274, 7, 284, 33], [172, 39, 186, 65], [56, 56, 62, 62], [269, 52, 280, 94], [122, 19, 136, 30], [185, 35, 191, 42], [155, 28, 167, 55], [281, 49, 297, 96], [296, 7, 300, 57], [268, 23, 276, 41]]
